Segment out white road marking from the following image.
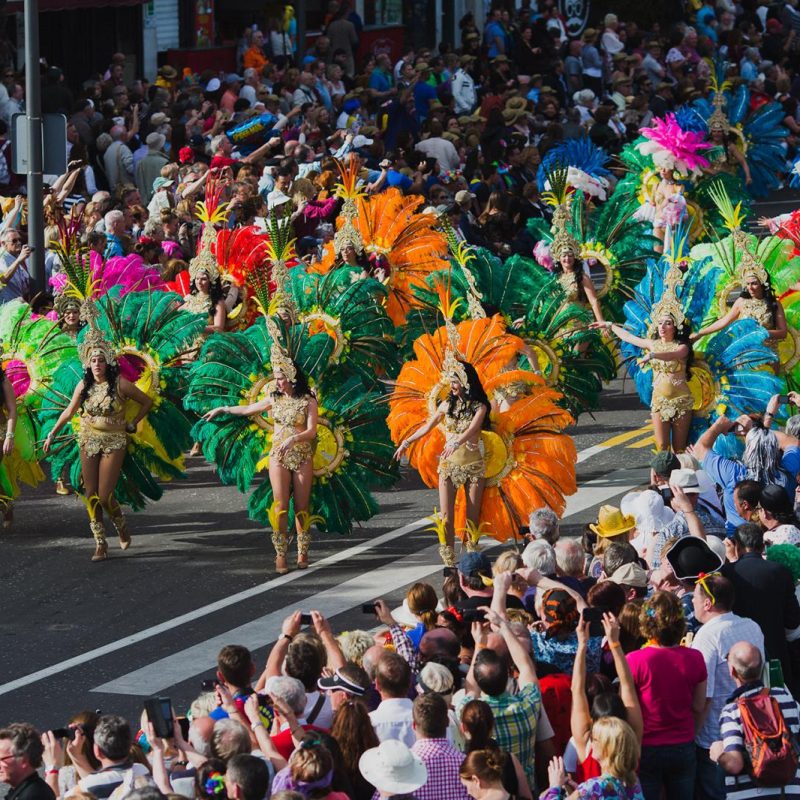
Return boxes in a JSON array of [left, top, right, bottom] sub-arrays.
[[93, 468, 647, 696], [0, 436, 646, 697], [0, 517, 428, 697]]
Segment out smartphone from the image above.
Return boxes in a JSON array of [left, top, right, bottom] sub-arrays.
[[200, 678, 219, 692], [778, 395, 791, 405], [461, 608, 486, 623], [361, 602, 377, 614], [582, 607, 606, 637], [442, 567, 458, 579], [144, 697, 174, 739], [299, 612, 313, 625], [768, 658, 785, 688], [50, 727, 75, 740], [659, 486, 673, 504], [177, 717, 191, 740]]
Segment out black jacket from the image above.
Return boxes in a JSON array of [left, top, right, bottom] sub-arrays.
[[722, 552, 800, 668], [7, 774, 55, 800]]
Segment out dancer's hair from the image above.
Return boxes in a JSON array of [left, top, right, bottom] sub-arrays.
[[272, 361, 313, 398], [448, 361, 491, 429]]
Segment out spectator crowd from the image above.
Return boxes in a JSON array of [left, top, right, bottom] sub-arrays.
[[5, 1, 800, 800]]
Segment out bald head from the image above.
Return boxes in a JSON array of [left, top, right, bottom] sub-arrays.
[[362, 645, 387, 680], [728, 641, 763, 684]]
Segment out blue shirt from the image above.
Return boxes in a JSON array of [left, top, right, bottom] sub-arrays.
[[530, 631, 603, 674], [702, 447, 800, 535], [484, 20, 506, 58], [104, 234, 124, 259], [413, 80, 438, 122], [368, 68, 392, 94]]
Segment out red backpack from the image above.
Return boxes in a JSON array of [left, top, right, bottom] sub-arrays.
[[737, 688, 799, 787]]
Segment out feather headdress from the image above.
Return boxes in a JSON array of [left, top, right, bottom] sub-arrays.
[[637, 113, 711, 175]]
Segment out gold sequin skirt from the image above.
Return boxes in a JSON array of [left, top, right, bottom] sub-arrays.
[[439, 440, 485, 487], [78, 423, 128, 458]]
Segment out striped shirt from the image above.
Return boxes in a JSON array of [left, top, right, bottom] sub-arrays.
[[719, 682, 800, 798]]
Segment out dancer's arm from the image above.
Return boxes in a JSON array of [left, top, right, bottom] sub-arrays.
[[206, 299, 227, 334], [393, 406, 444, 459], [1, 377, 16, 456], [647, 343, 689, 361], [591, 320, 651, 350], [441, 404, 486, 459], [43, 382, 84, 452], [582, 275, 605, 325], [203, 395, 272, 421], [692, 300, 741, 340]]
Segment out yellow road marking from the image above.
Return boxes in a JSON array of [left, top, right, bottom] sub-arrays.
[[595, 424, 652, 449], [627, 434, 656, 449]]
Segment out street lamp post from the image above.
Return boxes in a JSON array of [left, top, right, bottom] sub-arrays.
[[24, 0, 45, 294]]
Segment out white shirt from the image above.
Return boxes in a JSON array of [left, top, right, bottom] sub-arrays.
[[370, 697, 415, 747], [303, 689, 334, 730], [692, 611, 765, 748], [415, 137, 460, 172]]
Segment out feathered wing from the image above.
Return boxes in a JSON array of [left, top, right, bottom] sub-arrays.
[[187, 316, 394, 534]]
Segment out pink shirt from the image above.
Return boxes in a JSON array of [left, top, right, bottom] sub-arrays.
[[627, 646, 706, 746]]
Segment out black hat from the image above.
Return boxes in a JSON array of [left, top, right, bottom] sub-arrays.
[[666, 536, 723, 582], [758, 484, 794, 517]]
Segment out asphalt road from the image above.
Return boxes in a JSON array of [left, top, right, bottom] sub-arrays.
[[1, 189, 796, 732]]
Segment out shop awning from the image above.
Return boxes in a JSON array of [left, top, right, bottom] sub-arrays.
[[6, 0, 145, 11]]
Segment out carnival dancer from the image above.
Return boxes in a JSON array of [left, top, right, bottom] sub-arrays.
[[633, 114, 710, 251], [43, 321, 153, 561], [202, 318, 318, 574], [692, 238, 787, 347], [593, 289, 694, 452], [394, 343, 490, 566]]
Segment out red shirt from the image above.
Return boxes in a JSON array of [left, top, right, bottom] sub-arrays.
[[271, 724, 327, 760], [210, 154, 238, 169]]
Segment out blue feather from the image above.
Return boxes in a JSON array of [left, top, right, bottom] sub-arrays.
[[536, 137, 610, 190], [728, 84, 749, 125]]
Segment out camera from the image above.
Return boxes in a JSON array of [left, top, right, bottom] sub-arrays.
[[200, 678, 220, 692], [361, 602, 377, 614], [300, 612, 313, 625]]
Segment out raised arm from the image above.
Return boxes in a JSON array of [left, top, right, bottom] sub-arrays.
[[691, 414, 730, 462], [602, 613, 643, 741], [570, 618, 593, 762], [203, 395, 272, 422], [591, 320, 652, 351], [693, 301, 741, 340]]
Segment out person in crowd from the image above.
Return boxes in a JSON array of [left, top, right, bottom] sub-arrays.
[[0, 724, 55, 800], [710, 641, 800, 797], [723, 522, 800, 693], [627, 591, 707, 800]]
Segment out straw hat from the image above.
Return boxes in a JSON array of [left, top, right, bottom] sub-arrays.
[[505, 96, 528, 112], [589, 505, 636, 538], [502, 108, 527, 124]]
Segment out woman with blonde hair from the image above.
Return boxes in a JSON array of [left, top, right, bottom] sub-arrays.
[[543, 717, 644, 799], [271, 736, 350, 800]]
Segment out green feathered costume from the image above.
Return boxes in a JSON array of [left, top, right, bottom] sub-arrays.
[[38, 290, 206, 509], [184, 314, 398, 534]]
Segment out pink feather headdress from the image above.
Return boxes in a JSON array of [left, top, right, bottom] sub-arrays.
[[636, 114, 711, 175]]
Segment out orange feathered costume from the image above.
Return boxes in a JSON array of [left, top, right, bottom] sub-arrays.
[[388, 314, 577, 543], [312, 186, 450, 326]]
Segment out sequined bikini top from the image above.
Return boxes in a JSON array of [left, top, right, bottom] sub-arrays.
[[82, 380, 124, 419], [272, 393, 309, 428]]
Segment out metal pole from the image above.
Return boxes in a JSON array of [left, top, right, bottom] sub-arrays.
[[24, 0, 44, 294], [296, 0, 306, 64]]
